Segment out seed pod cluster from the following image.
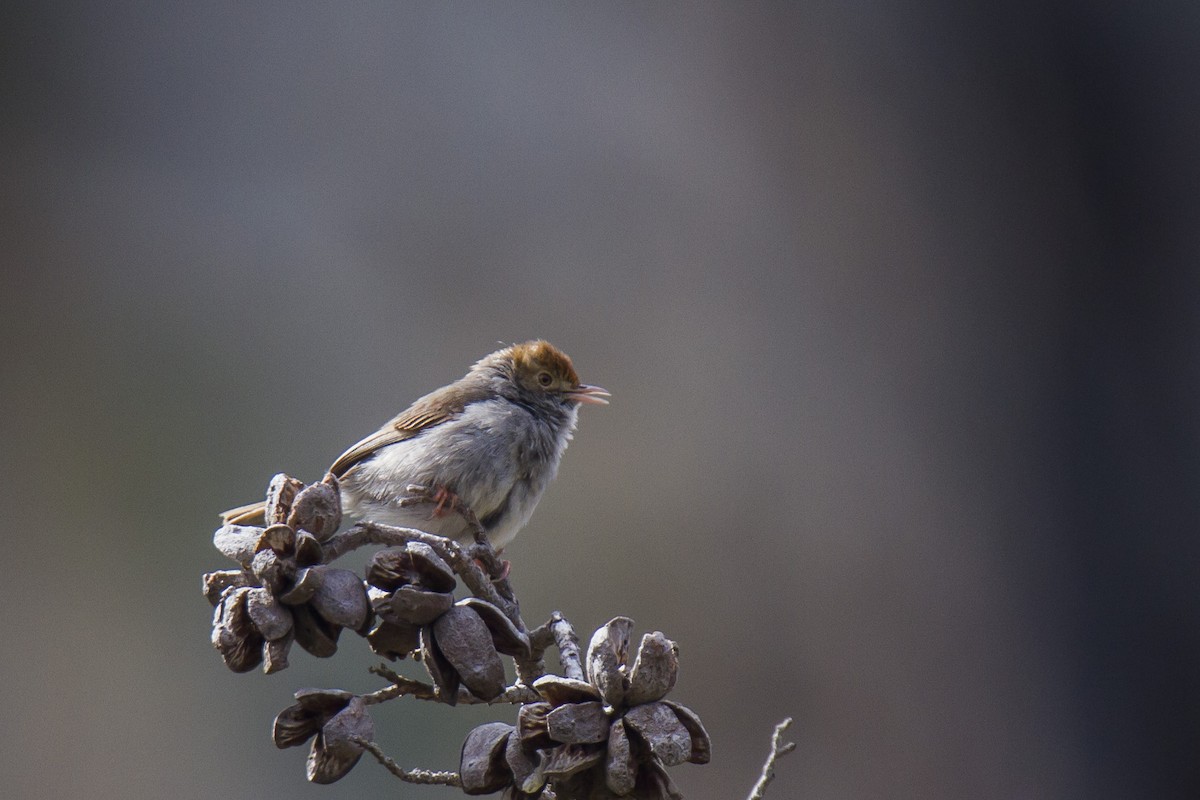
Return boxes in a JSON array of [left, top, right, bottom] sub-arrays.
[[460, 618, 709, 799], [363, 541, 531, 701], [273, 689, 375, 784], [206, 474, 370, 673], [364, 541, 457, 659]]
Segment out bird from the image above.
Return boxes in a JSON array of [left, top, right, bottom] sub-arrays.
[[222, 340, 609, 548]]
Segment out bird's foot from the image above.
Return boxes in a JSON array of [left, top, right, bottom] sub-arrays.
[[401, 484, 488, 541], [469, 556, 511, 580], [400, 483, 462, 518]]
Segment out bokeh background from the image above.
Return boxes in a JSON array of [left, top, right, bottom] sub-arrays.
[[3, 3, 1198, 799]]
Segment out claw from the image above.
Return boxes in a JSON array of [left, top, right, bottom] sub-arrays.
[[471, 557, 511, 582]]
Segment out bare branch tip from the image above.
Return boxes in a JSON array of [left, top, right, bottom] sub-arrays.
[[746, 716, 798, 800]]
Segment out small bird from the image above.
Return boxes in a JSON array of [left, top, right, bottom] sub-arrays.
[[224, 340, 608, 548]]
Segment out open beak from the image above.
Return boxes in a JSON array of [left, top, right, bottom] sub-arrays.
[[566, 384, 611, 406]]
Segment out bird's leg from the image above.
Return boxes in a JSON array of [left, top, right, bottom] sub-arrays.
[[453, 505, 512, 582], [447, 499, 513, 583]]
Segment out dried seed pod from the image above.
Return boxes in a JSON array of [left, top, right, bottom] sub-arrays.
[[605, 719, 637, 796], [257, 523, 296, 556], [517, 702, 554, 748], [265, 473, 305, 525], [246, 587, 293, 641], [287, 480, 341, 540], [459, 722, 515, 795], [307, 697, 373, 784], [626, 633, 678, 706], [212, 586, 264, 672], [274, 702, 326, 748], [533, 675, 601, 706], [433, 606, 506, 701], [622, 703, 691, 767], [505, 725, 545, 795], [293, 530, 324, 567], [292, 603, 340, 657], [587, 617, 635, 708], [213, 524, 266, 568], [365, 619, 421, 660], [201, 569, 254, 605], [387, 586, 454, 625], [250, 548, 293, 595], [367, 543, 456, 592], [273, 689, 356, 748], [459, 598, 530, 658], [404, 542, 456, 591], [279, 567, 323, 605], [365, 548, 408, 591], [308, 567, 369, 631], [546, 701, 611, 744], [662, 701, 711, 765], [540, 743, 605, 780], [263, 633, 293, 674], [421, 625, 461, 703]]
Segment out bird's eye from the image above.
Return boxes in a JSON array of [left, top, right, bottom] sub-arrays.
[[537, 371, 553, 387]]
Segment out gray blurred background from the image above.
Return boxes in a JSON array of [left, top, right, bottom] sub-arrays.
[[2, 2, 1198, 799]]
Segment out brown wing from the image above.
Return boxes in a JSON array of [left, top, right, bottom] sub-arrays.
[[328, 378, 490, 478]]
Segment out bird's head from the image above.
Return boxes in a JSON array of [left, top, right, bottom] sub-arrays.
[[479, 340, 610, 410]]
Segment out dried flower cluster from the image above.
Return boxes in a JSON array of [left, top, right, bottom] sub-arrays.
[[202, 473, 721, 799]]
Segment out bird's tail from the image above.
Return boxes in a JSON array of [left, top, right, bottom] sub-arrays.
[[220, 500, 268, 526]]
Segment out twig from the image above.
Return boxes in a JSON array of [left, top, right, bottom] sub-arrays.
[[747, 718, 796, 800], [351, 737, 462, 787], [549, 611, 584, 681], [524, 612, 583, 685], [361, 669, 440, 704], [369, 663, 417, 686], [365, 664, 541, 706], [473, 683, 542, 705], [321, 520, 458, 563]]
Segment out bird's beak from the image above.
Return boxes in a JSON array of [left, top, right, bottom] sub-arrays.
[[567, 384, 611, 405]]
